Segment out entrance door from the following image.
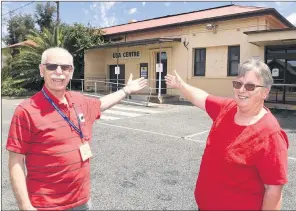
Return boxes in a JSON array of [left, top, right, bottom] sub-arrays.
[[109, 65, 125, 92], [156, 52, 167, 94], [266, 46, 296, 104]]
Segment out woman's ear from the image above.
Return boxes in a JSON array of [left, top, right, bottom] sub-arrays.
[[262, 88, 270, 100]]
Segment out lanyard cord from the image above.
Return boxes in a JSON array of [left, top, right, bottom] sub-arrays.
[[42, 89, 84, 139]]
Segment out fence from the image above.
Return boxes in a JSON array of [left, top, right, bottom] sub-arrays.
[[68, 79, 296, 105], [68, 78, 175, 105], [267, 84, 296, 105]]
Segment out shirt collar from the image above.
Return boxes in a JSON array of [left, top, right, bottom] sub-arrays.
[[42, 85, 73, 107]]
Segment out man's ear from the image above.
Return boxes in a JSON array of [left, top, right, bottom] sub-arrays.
[[39, 64, 44, 77]]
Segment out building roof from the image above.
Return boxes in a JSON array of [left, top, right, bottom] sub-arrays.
[[87, 37, 182, 50], [102, 4, 294, 36], [244, 27, 296, 34], [7, 40, 37, 48]]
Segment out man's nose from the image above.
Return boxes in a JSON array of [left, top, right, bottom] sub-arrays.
[[55, 66, 63, 74]]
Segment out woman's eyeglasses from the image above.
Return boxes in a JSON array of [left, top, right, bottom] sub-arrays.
[[232, 81, 265, 91], [43, 63, 73, 71]]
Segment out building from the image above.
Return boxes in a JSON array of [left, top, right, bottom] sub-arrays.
[[84, 4, 296, 104], [2, 40, 37, 68]]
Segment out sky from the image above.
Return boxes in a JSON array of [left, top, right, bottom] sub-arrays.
[[1, 1, 296, 46]]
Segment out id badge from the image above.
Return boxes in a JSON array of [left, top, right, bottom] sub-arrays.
[[79, 142, 93, 161]]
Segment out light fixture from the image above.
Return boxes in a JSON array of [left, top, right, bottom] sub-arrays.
[[206, 23, 218, 33]]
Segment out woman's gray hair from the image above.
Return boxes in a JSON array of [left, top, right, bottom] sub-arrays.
[[238, 58, 273, 89], [41, 47, 73, 65]]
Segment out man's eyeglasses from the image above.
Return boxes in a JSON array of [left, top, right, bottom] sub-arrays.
[[232, 81, 265, 91], [43, 63, 73, 71]]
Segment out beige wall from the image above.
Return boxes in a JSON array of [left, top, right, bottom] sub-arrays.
[[84, 14, 286, 98]]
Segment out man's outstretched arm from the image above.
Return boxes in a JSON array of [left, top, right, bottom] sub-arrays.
[[100, 74, 147, 111]]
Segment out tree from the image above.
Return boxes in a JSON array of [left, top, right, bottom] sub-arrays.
[[5, 22, 105, 93], [2, 13, 35, 46], [11, 27, 64, 89], [61, 23, 105, 78], [35, 2, 57, 31]]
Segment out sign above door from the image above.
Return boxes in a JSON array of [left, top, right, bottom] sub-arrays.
[[112, 51, 140, 59]]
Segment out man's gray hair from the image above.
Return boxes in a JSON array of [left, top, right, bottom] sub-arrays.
[[238, 58, 273, 88], [41, 47, 73, 65]]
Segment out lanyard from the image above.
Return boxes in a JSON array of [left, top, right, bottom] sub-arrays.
[[42, 88, 84, 139]]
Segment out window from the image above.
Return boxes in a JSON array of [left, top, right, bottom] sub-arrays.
[[228, 46, 240, 76], [194, 48, 206, 76]]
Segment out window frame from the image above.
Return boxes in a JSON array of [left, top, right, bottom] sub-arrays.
[[227, 46, 240, 76], [193, 48, 206, 76]]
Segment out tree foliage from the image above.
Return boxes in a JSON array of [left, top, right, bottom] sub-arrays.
[[11, 27, 64, 89], [8, 23, 105, 90], [35, 2, 57, 31], [2, 14, 35, 45], [61, 23, 105, 78], [2, 3, 106, 95]]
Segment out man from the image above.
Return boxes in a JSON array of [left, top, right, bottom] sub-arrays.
[[6, 47, 147, 210]]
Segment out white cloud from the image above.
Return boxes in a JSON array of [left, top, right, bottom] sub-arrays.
[[89, 2, 117, 27], [142, 2, 146, 6], [2, 22, 8, 38], [2, 40, 7, 48], [94, 14, 99, 21], [164, 2, 171, 7], [83, 8, 89, 16], [128, 8, 137, 15], [34, 23, 40, 31], [99, 2, 117, 27], [274, 1, 293, 11], [255, 2, 266, 8], [90, 2, 99, 10], [287, 13, 296, 26], [1, 6, 10, 38]]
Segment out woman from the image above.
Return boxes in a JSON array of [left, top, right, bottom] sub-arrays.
[[165, 58, 289, 210]]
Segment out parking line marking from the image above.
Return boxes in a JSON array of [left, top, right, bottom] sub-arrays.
[[103, 109, 142, 117], [184, 137, 206, 143], [112, 105, 160, 113], [184, 130, 210, 138], [98, 122, 180, 139], [100, 115, 121, 120], [97, 122, 206, 143], [84, 93, 148, 106], [97, 123, 295, 158]]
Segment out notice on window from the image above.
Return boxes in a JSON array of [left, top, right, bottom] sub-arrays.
[[115, 66, 120, 75], [156, 63, 163, 73], [272, 68, 279, 77], [140, 67, 148, 78]]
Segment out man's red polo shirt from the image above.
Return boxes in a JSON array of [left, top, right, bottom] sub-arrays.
[[6, 86, 101, 210]]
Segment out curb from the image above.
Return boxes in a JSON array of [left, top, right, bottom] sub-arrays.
[[83, 93, 169, 108]]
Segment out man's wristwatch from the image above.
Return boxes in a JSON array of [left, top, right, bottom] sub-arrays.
[[122, 87, 130, 97]]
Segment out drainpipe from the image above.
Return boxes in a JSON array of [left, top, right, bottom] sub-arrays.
[[116, 44, 119, 91], [158, 40, 162, 100]]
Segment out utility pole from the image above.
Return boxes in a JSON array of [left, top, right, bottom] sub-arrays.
[[56, 1, 59, 46]]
